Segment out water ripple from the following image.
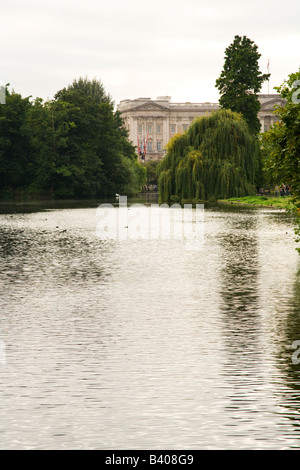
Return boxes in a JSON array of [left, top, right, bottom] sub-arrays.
[[0, 203, 300, 449]]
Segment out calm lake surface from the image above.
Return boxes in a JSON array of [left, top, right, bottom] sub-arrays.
[[1, 196, 300, 450]]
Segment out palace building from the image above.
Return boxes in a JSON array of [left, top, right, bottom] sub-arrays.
[[117, 94, 285, 161]]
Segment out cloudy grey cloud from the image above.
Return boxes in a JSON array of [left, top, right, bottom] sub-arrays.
[[1, 0, 299, 105]]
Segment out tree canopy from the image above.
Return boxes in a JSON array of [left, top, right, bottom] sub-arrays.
[[65, 76, 113, 104], [216, 35, 270, 135], [0, 78, 146, 199], [157, 109, 260, 203], [0, 90, 32, 196], [260, 68, 300, 255], [261, 68, 300, 199]]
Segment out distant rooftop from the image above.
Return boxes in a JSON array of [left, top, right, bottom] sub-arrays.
[[117, 94, 282, 111]]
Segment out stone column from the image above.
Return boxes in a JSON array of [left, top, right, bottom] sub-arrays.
[[163, 112, 170, 151], [131, 118, 138, 149]]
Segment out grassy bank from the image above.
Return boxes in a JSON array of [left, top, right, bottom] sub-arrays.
[[218, 196, 295, 210]]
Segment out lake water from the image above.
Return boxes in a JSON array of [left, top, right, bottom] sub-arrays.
[[1, 197, 300, 450]]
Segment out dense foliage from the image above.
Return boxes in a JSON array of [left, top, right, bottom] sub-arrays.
[[260, 68, 300, 254], [261, 69, 300, 200], [157, 109, 260, 203], [216, 35, 270, 135], [144, 160, 160, 187], [0, 91, 32, 195], [0, 78, 146, 199]]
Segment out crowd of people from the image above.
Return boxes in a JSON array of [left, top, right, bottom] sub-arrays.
[[275, 184, 291, 197], [256, 184, 292, 197], [143, 184, 158, 192]]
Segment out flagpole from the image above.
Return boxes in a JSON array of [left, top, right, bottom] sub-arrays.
[[267, 59, 270, 94]]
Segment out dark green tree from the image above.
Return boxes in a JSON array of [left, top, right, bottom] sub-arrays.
[[216, 35, 270, 135], [0, 89, 32, 197], [66, 76, 112, 104], [27, 78, 146, 198], [158, 109, 260, 203], [25, 98, 58, 196], [0, 78, 146, 199], [261, 68, 300, 198], [27, 91, 103, 197], [260, 68, 300, 255]]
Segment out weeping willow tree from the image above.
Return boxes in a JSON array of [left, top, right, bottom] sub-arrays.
[[158, 109, 260, 203]]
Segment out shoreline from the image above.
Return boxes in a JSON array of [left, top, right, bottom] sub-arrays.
[[217, 196, 295, 211]]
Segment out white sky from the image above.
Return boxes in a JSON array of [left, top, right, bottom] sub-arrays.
[[1, 0, 299, 106]]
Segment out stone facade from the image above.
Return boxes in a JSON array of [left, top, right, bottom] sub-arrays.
[[117, 94, 285, 161], [258, 94, 285, 133]]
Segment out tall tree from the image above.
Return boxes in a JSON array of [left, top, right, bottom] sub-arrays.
[[216, 35, 270, 134], [261, 68, 300, 199], [27, 78, 146, 198], [260, 68, 300, 255], [0, 78, 146, 199]]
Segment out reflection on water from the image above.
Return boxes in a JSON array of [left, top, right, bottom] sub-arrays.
[[0, 199, 300, 449]]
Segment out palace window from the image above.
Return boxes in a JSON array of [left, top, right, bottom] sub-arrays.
[[171, 124, 176, 134], [156, 124, 161, 133], [148, 124, 152, 134], [138, 124, 143, 133], [157, 141, 162, 151], [147, 141, 152, 152], [263, 116, 271, 132]]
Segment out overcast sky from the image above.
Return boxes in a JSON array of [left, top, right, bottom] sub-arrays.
[[1, 0, 299, 106]]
